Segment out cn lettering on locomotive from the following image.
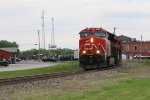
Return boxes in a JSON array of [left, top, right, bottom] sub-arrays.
[[79, 28, 122, 70]]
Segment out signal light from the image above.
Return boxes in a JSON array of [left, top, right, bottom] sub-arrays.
[[90, 38, 94, 43], [96, 50, 100, 54], [83, 50, 86, 54]]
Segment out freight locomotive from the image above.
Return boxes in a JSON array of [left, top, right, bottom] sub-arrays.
[[79, 27, 122, 70]]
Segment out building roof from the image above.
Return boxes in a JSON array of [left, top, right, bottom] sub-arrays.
[[0, 48, 17, 53], [118, 35, 136, 42], [122, 41, 150, 45]]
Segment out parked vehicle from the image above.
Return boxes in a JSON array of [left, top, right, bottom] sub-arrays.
[[6, 59, 12, 64], [0, 57, 9, 67], [16, 58, 21, 62], [9, 58, 21, 64], [42, 57, 57, 62]]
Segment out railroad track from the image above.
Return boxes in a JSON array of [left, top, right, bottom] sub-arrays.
[[0, 71, 85, 86], [0, 65, 118, 86]]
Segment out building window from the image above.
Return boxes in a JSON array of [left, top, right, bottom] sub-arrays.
[[126, 45, 129, 51], [134, 46, 137, 51], [145, 46, 148, 52]]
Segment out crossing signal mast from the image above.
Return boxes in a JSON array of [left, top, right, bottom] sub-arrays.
[[49, 17, 57, 49]]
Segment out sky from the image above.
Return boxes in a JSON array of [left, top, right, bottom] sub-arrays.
[[0, 0, 150, 51]]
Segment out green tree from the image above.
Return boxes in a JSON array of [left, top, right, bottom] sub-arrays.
[[0, 40, 18, 48], [20, 48, 74, 59]]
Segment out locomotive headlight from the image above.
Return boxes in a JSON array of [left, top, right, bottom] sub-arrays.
[[83, 50, 86, 54], [96, 50, 100, 54], [90, 38, 94, 43]]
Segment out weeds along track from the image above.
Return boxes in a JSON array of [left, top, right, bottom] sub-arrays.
[[0, 65, 121, 86]]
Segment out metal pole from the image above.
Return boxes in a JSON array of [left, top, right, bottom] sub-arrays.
[[49, 43, 50, 55], [114, 27, 116, 34], [52, 17, 55, 46], [41, 10, 45, 49], [140, 34, 142, 61], [38, 30, 41, 62]]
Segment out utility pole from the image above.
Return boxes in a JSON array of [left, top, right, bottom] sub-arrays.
[[41, 10, 45, 49], [38, 30, 41, 62], [48, 43, 51, 55], [140, 34, 142, 61], [51, 17, 55, 45], [52, 17, 55, 46], [50, 17, 56, 48]]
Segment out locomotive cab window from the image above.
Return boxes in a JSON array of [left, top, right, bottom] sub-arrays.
[[81, 32, 91, 38], [94, 32, 106, 38]]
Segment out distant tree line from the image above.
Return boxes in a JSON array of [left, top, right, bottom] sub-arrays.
[[0, 40, 75, 60], [0, 40, 18, 48], [19, 48, 74, 60]]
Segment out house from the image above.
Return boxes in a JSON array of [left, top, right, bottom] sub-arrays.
[[0, 49, 10, 60], [0, 48, 18, 62], [122, 41, 150, 59], [118, 35, 150, 59]]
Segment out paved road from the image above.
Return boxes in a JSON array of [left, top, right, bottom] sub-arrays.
[[0, 60, 60, 72]]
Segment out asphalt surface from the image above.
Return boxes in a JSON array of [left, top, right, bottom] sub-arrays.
[[0, 60, 60, 72]]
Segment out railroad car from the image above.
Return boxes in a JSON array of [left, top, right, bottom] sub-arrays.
[[79, 27, 122, 70]]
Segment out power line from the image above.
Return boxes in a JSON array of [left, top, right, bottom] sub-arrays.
[[0, 30, 37, 33]]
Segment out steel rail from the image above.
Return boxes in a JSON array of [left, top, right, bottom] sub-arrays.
[[0, 71, 85, 86]]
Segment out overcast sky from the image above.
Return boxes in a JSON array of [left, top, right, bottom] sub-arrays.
[[0, 0, 150, 51]]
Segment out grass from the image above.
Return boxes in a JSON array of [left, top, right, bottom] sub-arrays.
[[0, 61, 82, 79], [1, 60, 150, 100], [8, 77, 150, 100], [143, 60, 150, 66], [85, 78, 150, 100]]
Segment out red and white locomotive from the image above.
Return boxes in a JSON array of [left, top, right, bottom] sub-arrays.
[[79, 27, 122, 70]]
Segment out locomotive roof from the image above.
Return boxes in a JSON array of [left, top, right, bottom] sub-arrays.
[[79, 27, 111, 34]]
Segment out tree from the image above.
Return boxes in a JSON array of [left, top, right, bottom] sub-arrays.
[[19, 48, 74, 60], [0, 40, 18, 48]]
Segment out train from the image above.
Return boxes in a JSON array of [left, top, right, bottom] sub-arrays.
[[79, 27, 122, 70]]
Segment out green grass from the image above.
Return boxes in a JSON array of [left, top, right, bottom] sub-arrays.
[[8, 77, 150, 100], [143, 60, 150, 66], [38, 78, 150, 100], [80, 78, 150, 100], [0, 61, 82, 79]]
